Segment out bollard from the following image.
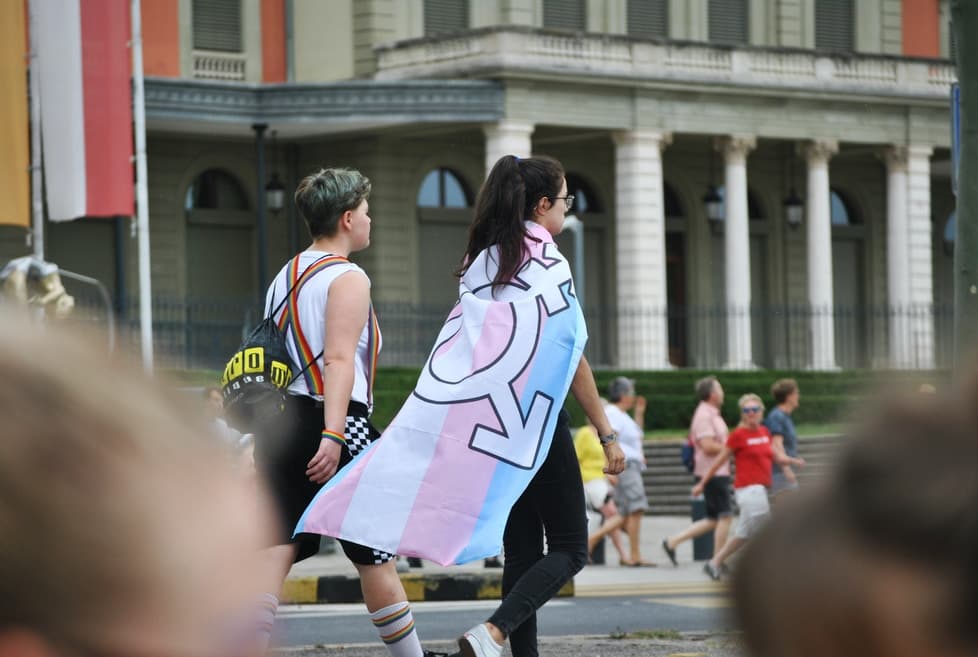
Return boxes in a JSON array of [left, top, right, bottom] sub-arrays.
[[690, 495, 714, 561]]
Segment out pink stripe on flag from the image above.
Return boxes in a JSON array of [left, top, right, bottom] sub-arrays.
[[470, 302, 514, 371], [397, 397, 500, 559], [302, 437, 382, 536], [80, 0, 133, 218]]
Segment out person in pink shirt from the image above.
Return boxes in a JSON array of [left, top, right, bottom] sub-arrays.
[[661, 376, 732, 566], [694, 393, 804, 580]]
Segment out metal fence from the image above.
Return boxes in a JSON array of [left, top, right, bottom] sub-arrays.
[[62, 294, 955, 372]]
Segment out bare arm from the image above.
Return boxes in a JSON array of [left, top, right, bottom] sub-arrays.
[[692, 445, 732, 496], [306, 272, 371, 484], [697, 434, 725, 456], [570, 356, 625, 475]]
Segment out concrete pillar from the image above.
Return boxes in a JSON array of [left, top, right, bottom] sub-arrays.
[[718, 135, 756, 369], [800, 139, 839, 370], [908, 144, 935, 368], [612, 130, 673, 370], [884, 146, 912, 368], [483, 121, 534, 177]]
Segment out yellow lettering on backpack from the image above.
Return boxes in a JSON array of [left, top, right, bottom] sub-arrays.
[[222, 351, 244, 385], [270, 361, 291, 388], [243, 347, 264, 373]]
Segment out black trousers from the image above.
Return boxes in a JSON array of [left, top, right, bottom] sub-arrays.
[[487, 410, 589, 657]]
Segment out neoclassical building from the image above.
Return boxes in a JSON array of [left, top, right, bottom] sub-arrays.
[[0, 0, 958, 371]]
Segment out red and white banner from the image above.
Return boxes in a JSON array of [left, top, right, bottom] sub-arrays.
[[36, 0, 134, 222]]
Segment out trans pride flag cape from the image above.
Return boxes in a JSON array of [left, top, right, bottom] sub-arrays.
[[295, 222, 587, 565]]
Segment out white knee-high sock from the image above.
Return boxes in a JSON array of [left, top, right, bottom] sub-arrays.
[[370, 601, 424, 657]]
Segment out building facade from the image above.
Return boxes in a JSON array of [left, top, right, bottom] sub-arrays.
[[0, 0, 958, 371]]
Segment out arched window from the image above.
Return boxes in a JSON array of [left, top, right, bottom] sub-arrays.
[[830, 189, 859, 226], [185, 169, 249, 211], [565, 173, 602, 214], [417, 168, 472, 208]]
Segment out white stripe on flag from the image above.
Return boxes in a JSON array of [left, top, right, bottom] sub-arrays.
[[37, 0, 86, 222]]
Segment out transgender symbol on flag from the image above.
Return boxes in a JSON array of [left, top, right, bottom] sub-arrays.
[[296, 222, 588, 566]]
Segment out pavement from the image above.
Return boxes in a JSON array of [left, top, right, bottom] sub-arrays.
[[282, 515, 724, 604]]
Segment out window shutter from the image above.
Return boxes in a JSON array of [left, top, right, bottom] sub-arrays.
[[627, 0, 668, 39], [815, 0, 854, 52], [708, 0, 748, 45], [424, 0, 469, 37], [543, 0, 586, 32], [192, 0, 242, 52]]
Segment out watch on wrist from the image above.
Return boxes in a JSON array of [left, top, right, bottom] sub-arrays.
[[599, 431, 618, 446]]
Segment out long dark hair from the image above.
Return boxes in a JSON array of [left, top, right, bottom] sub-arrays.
[[455, 155, 565, 290]]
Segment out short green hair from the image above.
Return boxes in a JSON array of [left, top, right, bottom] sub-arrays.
[[294, 168, 371, 239]]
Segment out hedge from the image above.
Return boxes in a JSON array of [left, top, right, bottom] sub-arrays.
[[167, 366, 949, 432]]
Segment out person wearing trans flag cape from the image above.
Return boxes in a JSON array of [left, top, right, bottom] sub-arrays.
[[297, 155, 625, 657]]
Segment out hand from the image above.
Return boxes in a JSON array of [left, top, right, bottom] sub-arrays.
[[794, 456, 806, 469], [692, 482, 704, 497], [606, 473, 619, 486], [602, 442, 626, 475], [306, 438, 342, 484], [634, 395, 647, 415], [784, 467, 798, 485]]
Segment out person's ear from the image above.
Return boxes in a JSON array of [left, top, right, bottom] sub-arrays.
[[535, 197, 551, 216], [339, 209, 354, 230]]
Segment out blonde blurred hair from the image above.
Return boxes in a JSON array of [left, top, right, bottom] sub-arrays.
[[0, 313, 269, 656], [738, 393, 764, 411]]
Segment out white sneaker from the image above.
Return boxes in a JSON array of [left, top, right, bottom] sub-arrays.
[[458, 623, 503, 657]]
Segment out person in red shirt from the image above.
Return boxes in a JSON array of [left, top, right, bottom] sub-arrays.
[[693, 393, 804, 580]]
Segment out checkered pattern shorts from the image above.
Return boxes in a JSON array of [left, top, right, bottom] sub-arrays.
[[338, 411, 395, 565]]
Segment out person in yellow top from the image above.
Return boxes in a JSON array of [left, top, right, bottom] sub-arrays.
[[574, 423, 628, 563]]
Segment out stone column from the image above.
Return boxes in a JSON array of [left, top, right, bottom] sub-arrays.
[[718, 135, 756, 369], [613, 130, 673, 370], [884, 146, 911, 368], [483, 121, 534, 176], [800, 139, 839, 370], [907, 145, 935, 368]]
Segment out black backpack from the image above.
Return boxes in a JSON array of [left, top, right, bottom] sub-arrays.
[[221, 256, 328, 433], [680, 436, 695, 473]]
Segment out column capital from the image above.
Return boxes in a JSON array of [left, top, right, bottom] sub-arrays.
[[881, 145, 909, 173], [482, 120, 535, 141], [612, 129, 673, 150], [798, 139, 839, 166], [714, 135, 756, 161]]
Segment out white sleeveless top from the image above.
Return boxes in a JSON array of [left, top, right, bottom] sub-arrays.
[[264, 251, 381, 406]]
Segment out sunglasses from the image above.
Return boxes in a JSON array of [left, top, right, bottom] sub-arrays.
[[741, 406, 763, 413]]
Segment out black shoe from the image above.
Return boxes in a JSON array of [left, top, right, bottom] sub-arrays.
[[423, 651, 457, 657], [703, 562, 722, 581], [661, 539, 678, 566], [483, 556, 502, 568], [408, 556, 423, 568]]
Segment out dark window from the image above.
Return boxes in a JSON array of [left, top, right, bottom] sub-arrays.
[[423, 0, 469, 37], [565, 173, 602, 214], [627, 0, 668, 39], [708, 0, 748, 45], [664, 183, 684, 217], [815, 0, 854, 52], [830, 189, 859, 225], [713, 186, 765, 220], [192, 0, 242, 52], [543, 0, 586, 32], [417, 169, 472, 208], [185, 169, 249, 211]]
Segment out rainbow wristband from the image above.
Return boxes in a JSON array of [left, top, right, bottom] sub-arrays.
[[321, 429, 346, 446]]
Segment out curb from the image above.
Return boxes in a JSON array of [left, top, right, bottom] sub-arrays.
[[281, 572, 575, 604]]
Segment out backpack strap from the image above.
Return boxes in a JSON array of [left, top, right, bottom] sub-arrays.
[[275, 254, 352, 393]]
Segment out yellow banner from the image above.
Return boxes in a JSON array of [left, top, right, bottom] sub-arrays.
[[0, 0, 30, 227]]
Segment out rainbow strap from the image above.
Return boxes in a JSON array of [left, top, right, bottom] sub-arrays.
[[275, 255, 349, 395], [365, 304, 380, 407]]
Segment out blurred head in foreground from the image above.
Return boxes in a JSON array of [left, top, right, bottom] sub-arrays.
[[0, 313, 274, 657], [733, 388, 978, 657]]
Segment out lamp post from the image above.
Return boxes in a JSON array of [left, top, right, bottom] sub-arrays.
[[561, 213, 585, 308], [252, 123, 269, 304]]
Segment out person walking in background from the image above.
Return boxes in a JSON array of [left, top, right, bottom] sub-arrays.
[[0, 313, 274, 657], [254, 168, 444, 657], [694, 393, 804, 580], [661, 376, 732, 566], [763, 378, 802, 497], [574, 419, 628, 564], [604, 376, 655, 567]]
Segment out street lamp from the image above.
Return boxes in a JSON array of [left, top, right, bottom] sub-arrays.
[[703, 185, 723, 227], [783, 189, 804, 228], [265, 173, 285, 215]]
